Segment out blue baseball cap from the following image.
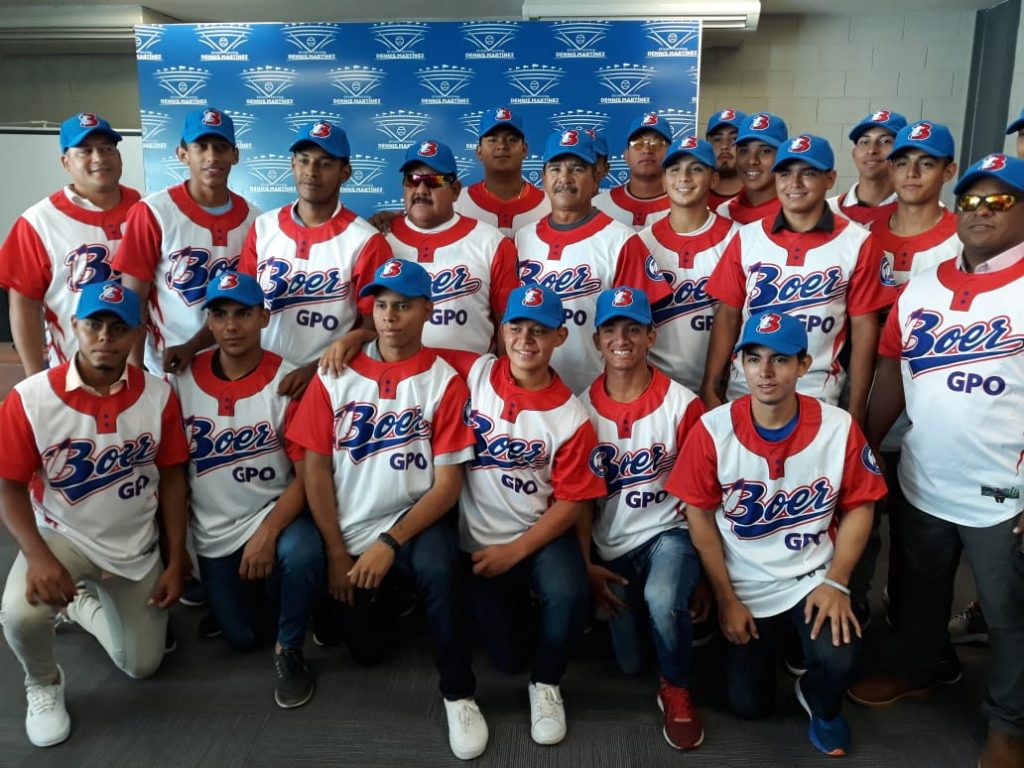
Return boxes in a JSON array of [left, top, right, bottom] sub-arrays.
[[890, 121, 955, 160], [359, 258, 433, 300], [202, 271, 265, 310], [1006, 107, 1024, 135], [289, 120, 350, 159], [734, 311, 808, 356], [594, 287, 653, 328], [848, 109, 908, 142], [543, 129, 596, 165], [953, 153, 1024, 196], [586, 129, 609, 159], [706, 108, 747, 136], [626, 112, 674, 145], [59, 112, 122, 153], [502, 284, 564, 328], [400, 139, 457, 176], [181, 107, 236, 146], [772, 135, 835, 172], [735, 112, 789, 148], [662, 136, 717, 169], [478, 106, 525, 139], [75, 280, 141, 328]]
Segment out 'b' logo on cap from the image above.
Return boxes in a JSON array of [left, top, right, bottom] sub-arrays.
[[757, 313, 782, 333], [202, 109, 223, 126], [789, 135, 812, 153], [381, 260, 403, 278], [720, 109, 735, 120], [641, 113, 659, 126], [870, 110, 891, 122], [680, 136, 698, 149], [100, 284, 124, 303], [523, 287, 544, 306], [560, 129, 579, 146], [750, 113, 770, 130], [79, 113, 99, 128], [909, 122, 932, 140], [218, 273, 239, 290], [981, 153, 1007, 171], [418, 140, 438, 157], [612, 288, 633, 307], [495, 107, 511, 120], [311, 121, 332, 138]]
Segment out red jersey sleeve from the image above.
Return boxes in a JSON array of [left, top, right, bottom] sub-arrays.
[[0, 218, 52, 298], [489, 236, 520, 323], [612, 234, 671, 304], [838, 421, 888, 511], [0, 390, 42, 482], [434, 348, 480, 382], [551, 421, 605, 501], [878, 301, 903, 359], [352, 233, 393, 316], [847, 234, 896, 315], [666, 421, 722, 510], [112, 202, 163, 281], [674, 397, 706, 450], [286, 374, 335, 456], [156, 388, 190, 467], [238, 225, 259, 276], [282, 398, 305, 463], [706, 233, 747, 308], [431, 375, 475, 458]]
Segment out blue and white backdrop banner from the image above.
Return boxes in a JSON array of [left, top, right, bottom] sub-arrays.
[[136, 20, 700, 218]]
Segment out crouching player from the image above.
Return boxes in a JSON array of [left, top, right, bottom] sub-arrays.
[[667, 312, 886, 756], [578, 287, 707, 750]]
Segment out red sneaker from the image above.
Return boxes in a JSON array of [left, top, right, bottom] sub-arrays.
[[657, 678, 704, 750]]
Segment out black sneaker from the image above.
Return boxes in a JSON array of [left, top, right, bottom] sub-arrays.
[[198, 612, 223, 639], [165, 623, 177, 655], [274, 649, 314, 709], [180, 578, 207, 608]]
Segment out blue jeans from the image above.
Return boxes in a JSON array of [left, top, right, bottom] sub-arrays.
[[725, 597, 859, 720], [602, 528, 702, 685], [197, 515, 324, 652], [471, 532, 588, 685]]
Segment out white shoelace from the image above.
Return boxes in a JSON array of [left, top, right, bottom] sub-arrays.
[[533, 686, 563, 720], [453, 700, 482, 729], [27, 684, 60, 715]]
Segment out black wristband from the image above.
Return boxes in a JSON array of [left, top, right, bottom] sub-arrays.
[[378, 532, 401, 553]]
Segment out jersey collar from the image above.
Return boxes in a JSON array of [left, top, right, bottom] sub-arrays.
[[389, 214, 477, 262], [730, 394, 822, 480], [190, 348, 283, 416], [587, 366, 669, 439], [48, 362, 146, 434], [488, 355, 572, 422], [348, 346, 439, 399]]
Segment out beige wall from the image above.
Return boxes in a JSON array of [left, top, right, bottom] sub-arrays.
[[701, 12, 976, 198]]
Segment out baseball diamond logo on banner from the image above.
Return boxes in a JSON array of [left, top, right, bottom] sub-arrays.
[[136, 20, 700, 217]]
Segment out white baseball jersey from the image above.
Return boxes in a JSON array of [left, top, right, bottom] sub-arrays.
[[387, 214, 520, 355], [113, 183, 260, 372], [287, 345, 474, 556], [239, 204, 391, 368], [0, 186, 141, 366], [452, 353, 604, 552], [827, 185, 897, 228], [871, 209, 959, 286], [581, 367, 704, 561], [453, 181, 550, 236], [515, 212, 672, 394], [707, 214, 895, 403], [0, 363, 189, 579], [716, 192, 781, 225], [173, 349, 303, 558], [641, 212, 738, 392], [593, 186, 670, 231], [879, 258, 1024, 528], [669, 395, 886, 617]]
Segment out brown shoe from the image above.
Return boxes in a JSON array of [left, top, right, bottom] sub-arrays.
[[846, 675, 929, 707], [978, 729, 1024, 768]]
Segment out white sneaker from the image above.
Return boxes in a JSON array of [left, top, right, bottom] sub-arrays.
[[25, 665, 70, 747], [528, 682, 566, 745], [444, 697, 488, 760]]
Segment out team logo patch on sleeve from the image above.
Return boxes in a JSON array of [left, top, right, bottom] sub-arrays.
[[644, 254, 662, 281], [880, 256, 895, 287], [861, 444, 882, 475]]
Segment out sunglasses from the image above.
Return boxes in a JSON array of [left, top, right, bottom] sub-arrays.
[[956, 193, 1017, 212], [403, 172, 453, 189], [628, 136, 669, 150]]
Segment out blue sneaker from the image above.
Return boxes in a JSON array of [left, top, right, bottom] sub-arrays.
[[795, 678, 851, 756]]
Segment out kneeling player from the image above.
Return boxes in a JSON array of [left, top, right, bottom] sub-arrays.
[[579, 287, 707, 750], [668, 312, 886, 756], [173, 271, 324, 708]]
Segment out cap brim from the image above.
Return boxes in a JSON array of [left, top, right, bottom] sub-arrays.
[[78, 306, 139, 327], [733, 339, 804, 355], [953, 169, 1024, 196], [662, 150, 714, 169], [595, 309, 652, 327], [289, 137, 346, 158], [771, 156, 832, 172], [1006, 119, 1024, 135], [501, 312, 560, 328]]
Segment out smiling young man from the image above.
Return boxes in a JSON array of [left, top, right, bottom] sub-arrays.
[[702, 134, 895, 426], [705, 108, 747, 211], [670, 311, 886, 757], [237, 121, 391, 398], [0, 112, 141, 376], [115, 108, 260, 376], [0, 281, 190, 747], [827, 110, 907, 227], [593, 112, 673, 230], [716, 112, 788, 225]]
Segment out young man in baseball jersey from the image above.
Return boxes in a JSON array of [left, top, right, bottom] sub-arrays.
[[0, 281, 189, 747], [827, 110, 906, 227], [642, 137, 738, 393], [670, 312, 886, 757], [115, 107, 260, 376], [238, 120, 391, 397], [173, 271, 324, 709], [0, 112, 140, 375], [288, 259, 485, 760], [450, 284, 604, 747], [593, 113, 672, 230], [578, 287, 707, 750], [705, 108, 747, 211], [453, 106, 550, 236], [701, 134, 894, 427], [385, 139, 519, 355], [717, 112, 788, 225], [515, 129, 671, 394], [848, 155, 1024, 768]]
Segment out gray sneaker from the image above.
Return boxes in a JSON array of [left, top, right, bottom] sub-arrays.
[[274, 649, 314, 709]]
